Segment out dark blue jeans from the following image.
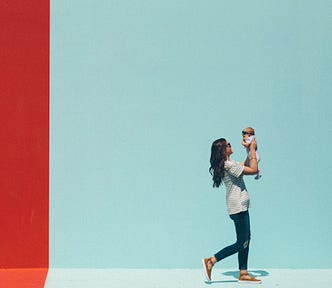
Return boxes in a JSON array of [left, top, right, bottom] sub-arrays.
[[214, 210, 251, 270]]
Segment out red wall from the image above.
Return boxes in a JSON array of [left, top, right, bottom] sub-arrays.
[[0, 0, 49, 268]]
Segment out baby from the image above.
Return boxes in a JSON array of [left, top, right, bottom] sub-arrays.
[[242, 127, 261, 180]]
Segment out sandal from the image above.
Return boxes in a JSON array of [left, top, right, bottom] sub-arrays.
[[202, 258, 214, 281], [238, 273, 262, 284]]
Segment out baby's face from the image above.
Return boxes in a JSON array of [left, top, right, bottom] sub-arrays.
[[242, 131, 253, 140]]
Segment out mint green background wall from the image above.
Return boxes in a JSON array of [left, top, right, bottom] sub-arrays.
[[50, 0, 332, 268]]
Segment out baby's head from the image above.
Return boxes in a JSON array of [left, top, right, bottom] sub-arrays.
[[242, 127, 255, 140]]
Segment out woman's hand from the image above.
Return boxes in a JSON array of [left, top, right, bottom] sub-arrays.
[[243, 138, 258, 175], [249, 138, 257, 151]]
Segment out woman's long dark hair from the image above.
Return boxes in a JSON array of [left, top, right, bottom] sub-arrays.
[[209, 138, 227, 188]]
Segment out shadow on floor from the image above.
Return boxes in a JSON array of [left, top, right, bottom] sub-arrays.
[[204, 270, 269, 284], [222, 270, 269, 279]]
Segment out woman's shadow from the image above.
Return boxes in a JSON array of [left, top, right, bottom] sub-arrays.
[[205, 270, 269, 284]]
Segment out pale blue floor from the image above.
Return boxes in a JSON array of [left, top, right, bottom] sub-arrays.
[[44, 269, 332, 288]]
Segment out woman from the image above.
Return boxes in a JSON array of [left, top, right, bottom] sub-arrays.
[[202, 138, 261, 284]]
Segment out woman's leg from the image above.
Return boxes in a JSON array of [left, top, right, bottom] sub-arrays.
[[214, 211, 250, 263], [235, 212, 261, 283], [237, 211, 251, 271], [203, 210, 251, 282]]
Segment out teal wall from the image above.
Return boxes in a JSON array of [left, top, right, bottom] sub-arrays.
[[50, 0, 332, 268]]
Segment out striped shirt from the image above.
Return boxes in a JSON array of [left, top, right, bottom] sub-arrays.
[[223, 160, 250, 215]]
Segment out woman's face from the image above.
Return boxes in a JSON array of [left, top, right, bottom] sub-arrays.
[[225, 141, 233, 155]]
